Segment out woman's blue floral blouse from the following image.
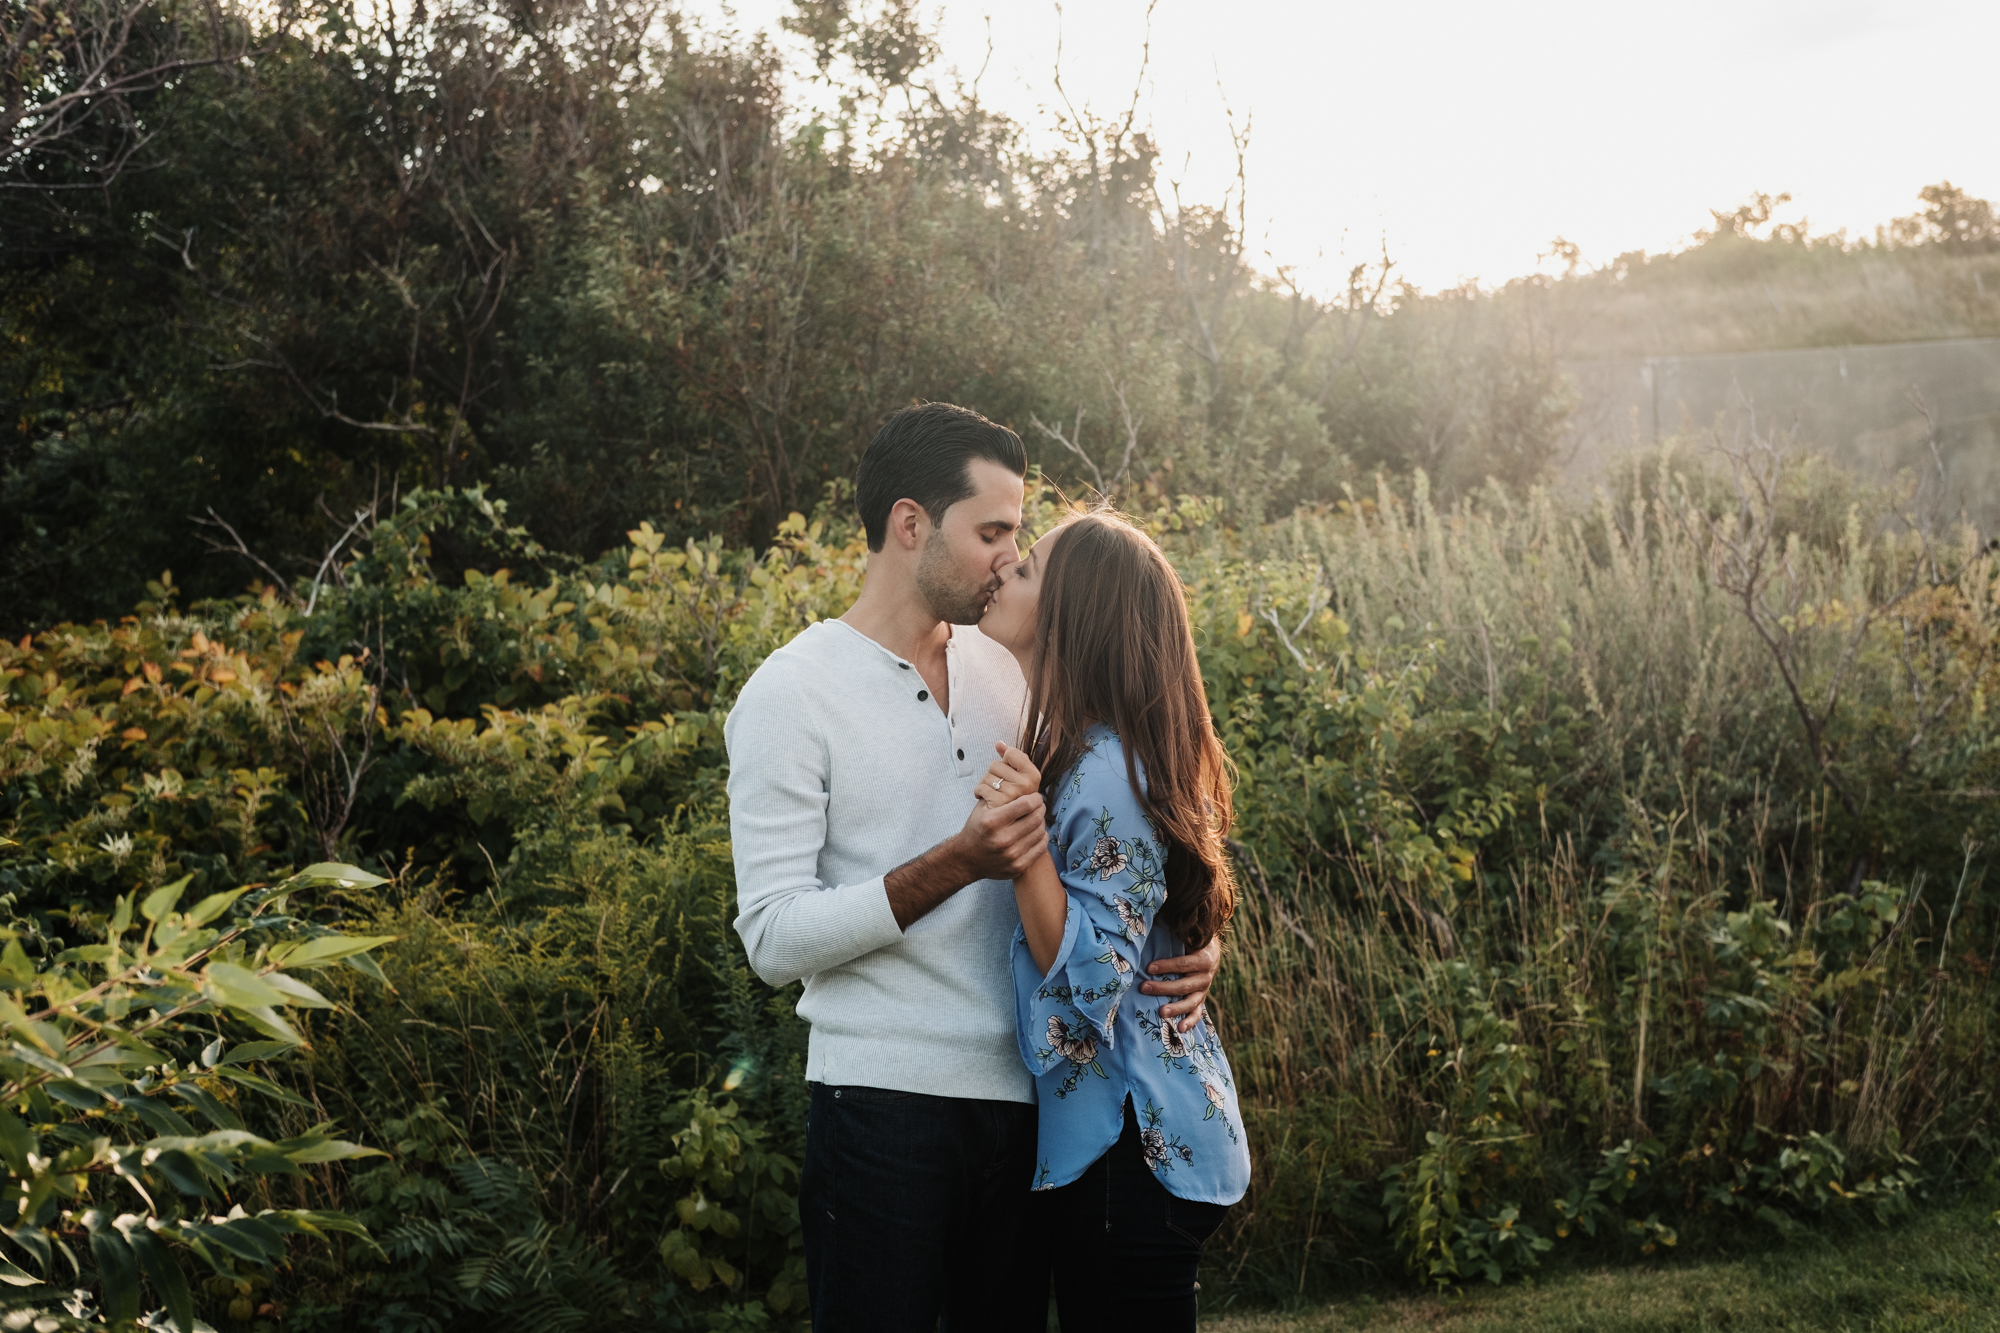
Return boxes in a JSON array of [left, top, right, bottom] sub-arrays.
[[1011, 725, 1251, 1205]]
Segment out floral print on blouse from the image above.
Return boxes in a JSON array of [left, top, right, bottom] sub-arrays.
[[1011, 726, 1252, 1205]]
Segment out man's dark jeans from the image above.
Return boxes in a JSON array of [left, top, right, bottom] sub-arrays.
[[801, 1082, 1046, 1333]]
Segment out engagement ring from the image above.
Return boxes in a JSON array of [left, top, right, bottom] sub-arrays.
[[991, 778, 1003, 790]]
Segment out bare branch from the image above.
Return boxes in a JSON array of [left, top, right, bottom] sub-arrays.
[[1031, 408, 1102, 496], [4, 0, 286, 190], [303, 505, 377, 617], [191, 505, 292, 596], [191, 498, 379, 616]]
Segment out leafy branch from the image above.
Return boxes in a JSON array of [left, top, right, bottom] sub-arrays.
[[0, 848, 395, 1331]]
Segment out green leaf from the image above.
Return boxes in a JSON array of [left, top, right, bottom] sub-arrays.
[[20, 1164, 56, 1227], [237, 1143, 310, 1178], [108, 892, 133, 938], [46, 1079, 111, 1109], [186, 887, 250, 928], [261, 971, 333, 1009], [219, 1040, 295, 1066], [6, 1226, 49, 1275], [116, 1095, 196, 1138], [145, 1128, 267, 1156], [0, 1252, 38, 1287], [142, 877, 192, 923], [125, 1226, 195, 1333], [0, 1104, 35, 1174], [0, 938, 33, 987], [275, 1131, 386, 1165], [4, 1042, 76, 1080], [103, 1028, 172, 1064], [234, 1004, 305, 1046], [272, 934, 400, 968], [73, 1042, 152, 1070], [343, 950, 389, 983], [0, 993, 65, 1058], [257, 1209, 384, 1258], [213, 1066, 312, 1107], [150, 1148, 216, 1200], [168, 1083, 244, 1132], [180, 1215, 288, 1265], [85, 1218, 141, 1323], [202, 961, 286, 1009], [299, 862, 389, 890]]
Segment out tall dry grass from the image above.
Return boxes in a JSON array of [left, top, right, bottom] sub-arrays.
[[1176, 447, 1999, 1293]]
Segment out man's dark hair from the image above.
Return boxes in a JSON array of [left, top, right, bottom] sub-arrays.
[[855, 403, 1027, 552]]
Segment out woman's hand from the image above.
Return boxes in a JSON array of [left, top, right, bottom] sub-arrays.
[[985, 743, 1061, 972], [977, 743, 1041, 808]]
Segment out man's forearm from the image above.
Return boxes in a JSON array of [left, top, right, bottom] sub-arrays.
[[884, 836, 976, 930], [735, 876, 907, 986]]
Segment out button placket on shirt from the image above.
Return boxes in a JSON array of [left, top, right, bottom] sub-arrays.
[[946, 635, 971, 776], [899, 651, 971, 776]]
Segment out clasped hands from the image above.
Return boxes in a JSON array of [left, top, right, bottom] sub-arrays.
[[964, 742, 1218, 1032]]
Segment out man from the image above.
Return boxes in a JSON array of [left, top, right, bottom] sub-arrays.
[[727, 402, 1220, 1332]]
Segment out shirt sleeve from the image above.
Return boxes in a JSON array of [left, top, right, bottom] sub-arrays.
[[727, 664, 905, 987], [1012, 746, 1168, 1075]]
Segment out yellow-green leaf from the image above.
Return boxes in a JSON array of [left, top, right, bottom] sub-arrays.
[[142, 877, 192, 923], [186, 888, 248, 928], [269, 935, 399, 968], [298, 863, 388, 890], [202, 962, 286, 1009]]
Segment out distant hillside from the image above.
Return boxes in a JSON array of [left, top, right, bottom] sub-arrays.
[[1513, 188, 2000, 531], [1504, 185, 2000, 359]]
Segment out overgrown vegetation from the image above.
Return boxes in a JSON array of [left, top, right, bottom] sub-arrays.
[[2, 432, 1995, 1324], [6, 2, 1999, 1327], [0, 849, 395, 1331]]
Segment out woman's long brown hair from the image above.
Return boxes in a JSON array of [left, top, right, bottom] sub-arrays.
[[1023, 510, 1238, 949]]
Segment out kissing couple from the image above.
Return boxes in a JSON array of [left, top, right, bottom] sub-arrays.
[[727, 402, 1252, 1331]]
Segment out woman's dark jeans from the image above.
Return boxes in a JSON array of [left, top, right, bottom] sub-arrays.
[[1044, 1099, 1232, 1331]]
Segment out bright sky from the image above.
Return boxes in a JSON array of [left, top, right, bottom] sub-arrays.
[[687, 0, 2000, 295]]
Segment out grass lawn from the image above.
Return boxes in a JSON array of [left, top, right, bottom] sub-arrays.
[[1199, 1204, 2000, 1332]]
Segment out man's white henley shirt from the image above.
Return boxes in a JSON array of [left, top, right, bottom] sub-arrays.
[[725, 618, 1035, 1103]]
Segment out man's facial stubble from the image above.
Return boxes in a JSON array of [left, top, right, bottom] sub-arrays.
[[915, 524, 1000, 625]]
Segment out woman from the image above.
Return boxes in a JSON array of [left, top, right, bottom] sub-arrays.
[[976, 509, 1250, 1329]]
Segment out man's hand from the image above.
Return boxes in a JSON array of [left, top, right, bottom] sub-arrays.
[[956, 785, 1048, 880], [1141, 932, 1223, 1032], [883, 788, 1046, 930]]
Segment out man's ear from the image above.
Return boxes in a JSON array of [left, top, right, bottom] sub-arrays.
[[886, 497, 929, 552]]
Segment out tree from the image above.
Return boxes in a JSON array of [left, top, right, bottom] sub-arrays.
[[1886, 180, 1998, 251], [2, 0, 274, 190]]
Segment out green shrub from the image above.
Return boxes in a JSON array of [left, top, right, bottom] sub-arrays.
[[3, 454, 1995, 1315], [0, 848, 390, 1330]]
